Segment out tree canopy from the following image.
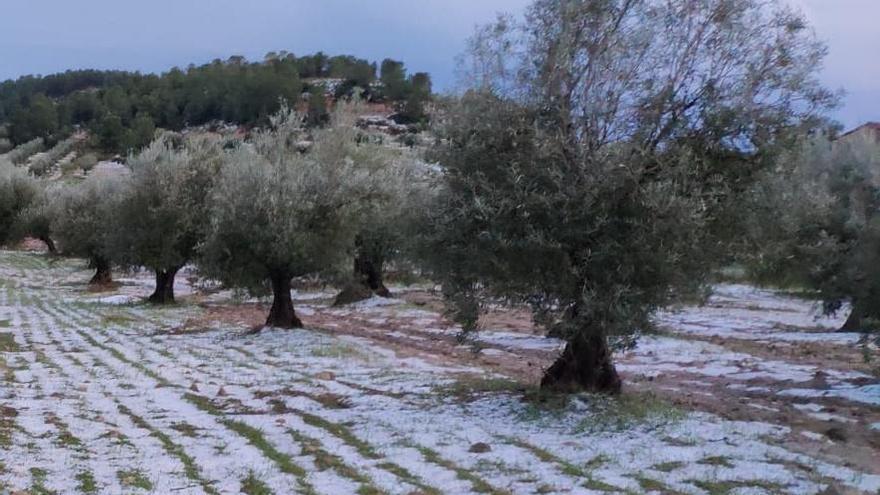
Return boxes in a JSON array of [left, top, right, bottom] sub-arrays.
[[108, 133, 223, 303]]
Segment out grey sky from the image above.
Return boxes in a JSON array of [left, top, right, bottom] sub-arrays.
[[0, 0, 875, 129]]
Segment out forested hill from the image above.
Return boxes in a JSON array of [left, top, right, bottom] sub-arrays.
[[0, 52, 432, 154]]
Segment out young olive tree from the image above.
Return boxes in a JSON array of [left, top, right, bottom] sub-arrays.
[[747, 134, 880, 332], [0, 159, 38, 246], [421, 0, 834, 393], [200, 104, 398, 328], [108, 134, 221, 303], [52, 172, 126, 286]]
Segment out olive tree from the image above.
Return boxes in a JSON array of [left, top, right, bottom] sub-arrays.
[[0, 159, 38, 246], [421, 0, 834, 393], [52, 173, 126, 286], [108, 134, 221, 303], [200, 105, 399, 328], [333, 148, 428, 305], [13, 183, 59, 253], [747, 134, 880, 332]]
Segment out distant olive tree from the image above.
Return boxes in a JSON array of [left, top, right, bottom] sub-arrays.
[[747, 134, 880, 333], [108, 134, 221, 303], [13, 183, 59, 253], [420, 0, 835, 393], [200, 104, 400, 328], [52, 173, 126, 286], [0, 159, 38, 246], [333, 149, 429, 305]]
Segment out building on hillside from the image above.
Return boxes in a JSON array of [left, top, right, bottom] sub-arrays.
[[837, 122, 880, 144]]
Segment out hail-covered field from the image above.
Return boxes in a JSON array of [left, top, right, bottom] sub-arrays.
[[1, 250, 878, 494]]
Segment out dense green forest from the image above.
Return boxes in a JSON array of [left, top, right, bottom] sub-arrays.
[[0, 52, 432, 154]]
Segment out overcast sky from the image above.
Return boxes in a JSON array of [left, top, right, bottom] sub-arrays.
[[0, 0, 876, 129]]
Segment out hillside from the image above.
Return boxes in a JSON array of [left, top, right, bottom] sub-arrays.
[[0, 52, 432, 156]]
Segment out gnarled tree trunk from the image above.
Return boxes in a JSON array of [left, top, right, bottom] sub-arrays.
[[39, 235, 56, 255], [88, 256, 112, 287], [333, 246, 390, 306], [840, 300, 880, 332], [148, 267, 180, 304], [541, 332, 621, 394], [266, 271, 302, 329]]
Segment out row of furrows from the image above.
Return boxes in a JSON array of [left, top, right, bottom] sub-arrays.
[[59, 301, 456, 495], [59, 298, 553, 494], [2, 287, 199, 494], [32, 296, 303, 494], [4, 255, 868, 494], [95, 296, 875, 494], [79, 304, 599, 494]]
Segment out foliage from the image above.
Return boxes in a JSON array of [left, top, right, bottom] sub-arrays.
[[747, 133, 880, 332], [108, 133, 222, 275], [28, 135, 79, 176], [51, 171, 125, 265], [1, 138, 44, 165], [199, 103, 402, 295], [12, 182, 58, 247], [419, 0, 834, 390], [0, 159, 38, 245]]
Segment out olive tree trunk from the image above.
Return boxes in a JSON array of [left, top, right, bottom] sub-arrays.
[[840, 300, 880, 332], [266, 272, 302, 329], [39, 235, 57, 255], [541, 332, 622, 394], [88, 256, 112, 287], [333, 249, 390, 306], [148, 267, 180, 304]]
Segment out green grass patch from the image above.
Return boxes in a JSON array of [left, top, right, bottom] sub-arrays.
[[633, 475, 682, 494], [101, 313, 136, 326], [575, 392, 684, 434], [0, 319, 10, 327], [414, 445, 507, 495], [29, 467, 55, 495], [169, 422, 200, 437], [689, 479, 787, 494], [184, 392, 224, 415], [0, 355, 15, 383], [310, 342, 369, 360], [288, 429, 383, 494], [375, 462, 441, 495], [506, 438, 585, 477], [296, 409, 381, 460], [434, 376, 525, 403], [0, 332, 19, 352], [698, 456, 734, 468], [117, 469, 152, 491], [0, 405, 18, 447], [221, 420, 315, 495], [240, 471, 273, 495], [76, 470, 98, 493], [652, 461, 686, 472]]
